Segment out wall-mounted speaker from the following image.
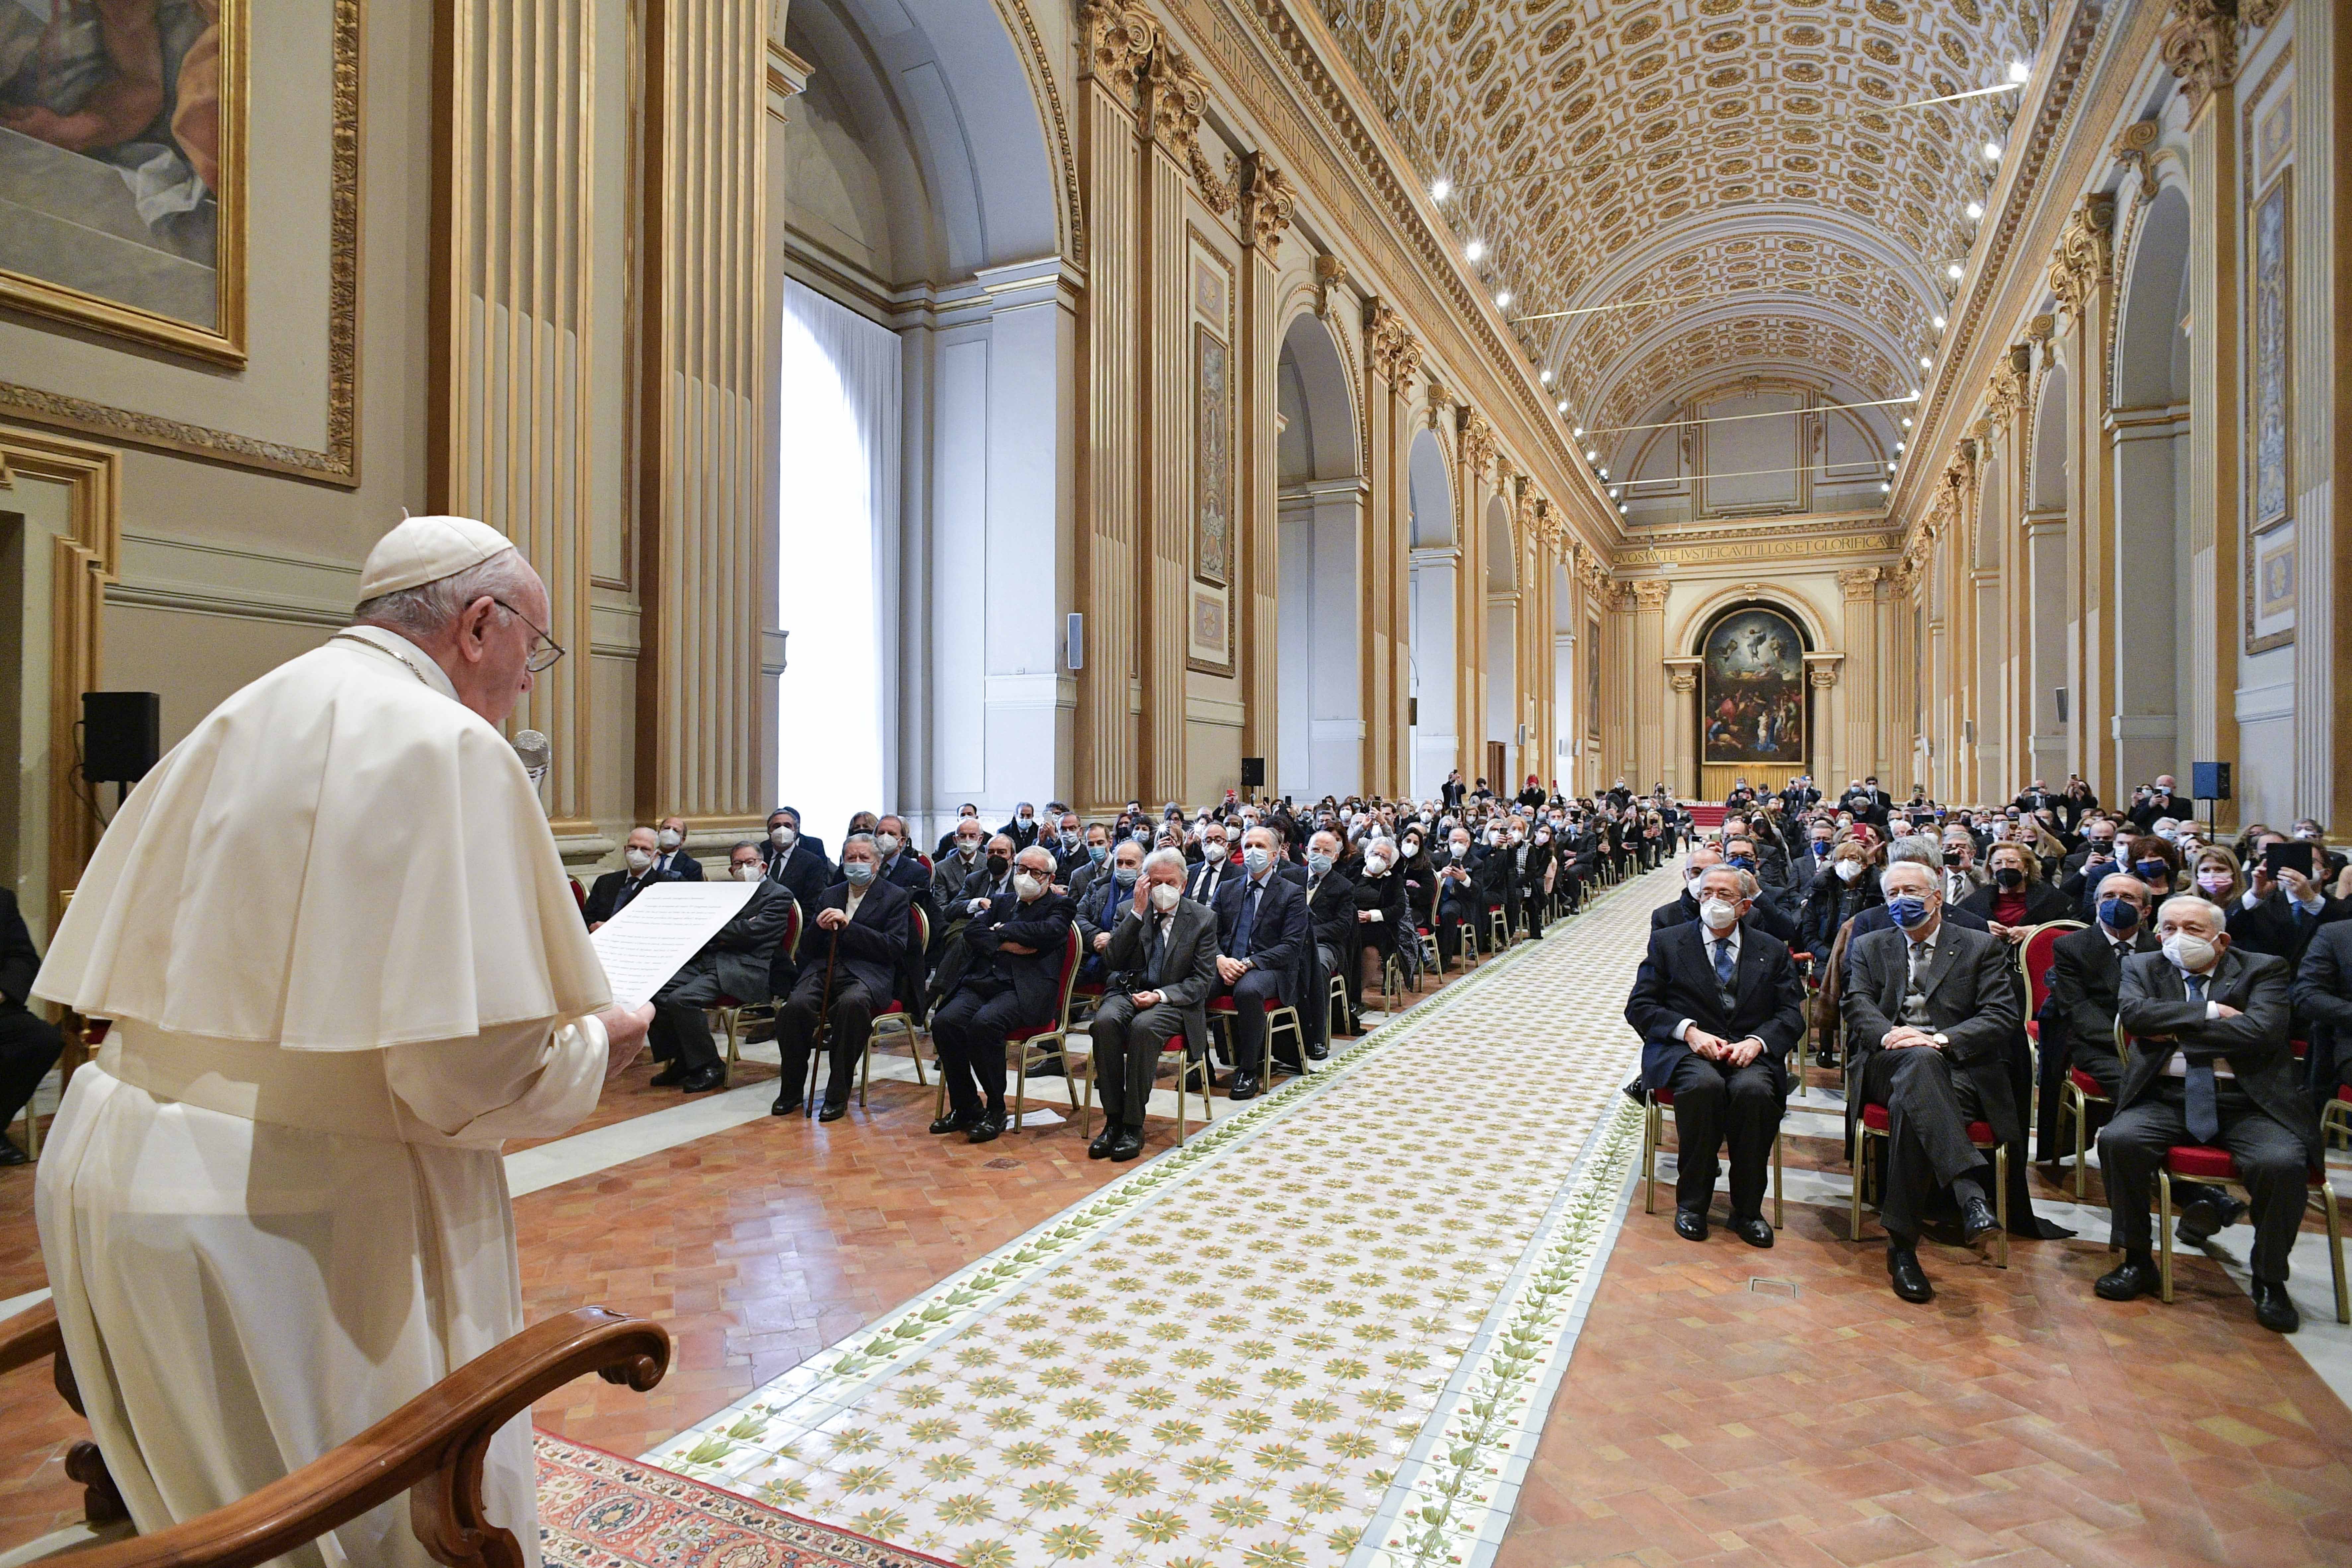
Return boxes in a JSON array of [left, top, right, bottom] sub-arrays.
[[82, 691, 160, 785]]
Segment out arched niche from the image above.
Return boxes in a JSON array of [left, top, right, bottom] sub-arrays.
[[2024, 360, 2071, 781], [1482, 494, 1517, 787], [1405, 424, 1458, 798], [1692, 600, 1815, 797], [1276, 311, 1365, 799]]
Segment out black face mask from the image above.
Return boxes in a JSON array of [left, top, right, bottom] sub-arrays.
[[1994, 866, 2026, 889], [986, 854, 1011, 875]]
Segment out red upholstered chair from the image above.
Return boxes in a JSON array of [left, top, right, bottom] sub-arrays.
[[2155, 1144, 2348, 1323], [1639, 1085, 1784, 1228], [2016, 920, 2084, 1131], [1851, 1101, 2009, 1267], [2058, 1065, 2112, 1199], [1206, 992, 1309, 1084], [1075, 1024, 1216, 1147], [929, 923, 1081, 1131], [861, 906, 931, 1107], [569, 877, 587, 911]]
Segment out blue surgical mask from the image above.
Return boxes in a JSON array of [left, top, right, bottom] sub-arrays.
[[2098, 897, 2141, 932], [842, 860, 876, 886], [1307, 851, 1334, 875], [2133, 858, 2168, 880], [1725, 856, 1754, 871], [1244, 848, 1272, 876], [1112, 867, 1138, 889], [1888, 894, 1931, 929], [1088, 843, 1108, 864]]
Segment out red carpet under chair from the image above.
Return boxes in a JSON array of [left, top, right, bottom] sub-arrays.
[[535, 1433, 952, 1568]]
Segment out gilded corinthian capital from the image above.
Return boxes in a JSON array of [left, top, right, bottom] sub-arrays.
[[1079, 0, 1156, 98], [2159, 0, 2237, 118], [2046, 192, 2114, 320], [1240, 153, 1295, 250]]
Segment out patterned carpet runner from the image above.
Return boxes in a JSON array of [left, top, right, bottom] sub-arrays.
[[645, 867, 1679, 1568]]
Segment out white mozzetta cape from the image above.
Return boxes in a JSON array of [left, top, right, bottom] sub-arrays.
[[32, 627, 613, 1568], [37, 626, 609, 1043]]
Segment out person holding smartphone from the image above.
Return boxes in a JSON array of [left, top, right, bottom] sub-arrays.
[[2229, 839, 2349, 969]]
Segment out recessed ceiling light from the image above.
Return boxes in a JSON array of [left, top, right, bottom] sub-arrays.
[[1431, 177, 1453, 202], [2008, 60, 2032, 83], [1919, 355, 1933, 369], [1894, 441, 1904, 453], [1494, 290, 1512, 308], [1932, 314, 1947, 330], [1618, 504, 1628, 515], [1983, 140, 2002, 162], [1598, 467, 1609, 479], [1466, 239, 1487, 261], [1609, 487, 1620, 499], [1888, 461, 1898, 472], [1880, 482, 1891, 493], [1539, 368, 1552, 383], [1909, 388, 1922, 400], [1556, 400, 1569, 413], [1902, 416, 1914, 427], [1946, 261, 1965, 280], [1572, 426, 1583, 438], [1585, 449, 1598, 462], [1965, 201, 1984, 221]]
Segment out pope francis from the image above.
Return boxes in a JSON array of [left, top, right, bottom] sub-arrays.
[[32, 516, 654, 1568]]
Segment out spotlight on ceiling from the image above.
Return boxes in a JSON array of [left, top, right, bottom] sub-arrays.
[[1619, 504, 1629, 515], [1894, 441, 1904, 453], [2008, 60, 2032, 83], [1888, 461, 1898, 472], [1431, 177, 1453, 202], [1598, 467, 1609, 479], [1919, 355, 1933, 369], [1880, 482, 1891, 493], [1946, 261, 1965, 280], [1932, 314, 1947, 330], [1494, 289, 1512, 308], [1556, 400, 1569, 413], [1465, 238, 1487, 261], [1571, 426, 1583, 438], [1909, 388, 1923, 400], [1902, 415, 1914, 427], [1965, 201, 1984, 221], [1609, 487, 1621, 499], [1983, 140, 2003, 162], [1584, 449, 1598, 462], [1539, 368, 1551, 384]]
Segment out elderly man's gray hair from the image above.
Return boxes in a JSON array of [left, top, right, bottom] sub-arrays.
[[1142, 847, 1188, 876], [354, 549, 534, 640], [1886, 835, 1943, 868]]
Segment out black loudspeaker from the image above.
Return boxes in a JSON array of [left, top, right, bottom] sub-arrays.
[[1240, 756, 1266, 787], [2192, 760, 2231, 801], [82, 691, 160, 784]]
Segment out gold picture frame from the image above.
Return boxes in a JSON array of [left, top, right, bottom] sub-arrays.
[[0, 0, 247, 365]]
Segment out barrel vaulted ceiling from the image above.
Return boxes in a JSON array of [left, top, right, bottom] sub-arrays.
[[1315, 0, 2042, 503]]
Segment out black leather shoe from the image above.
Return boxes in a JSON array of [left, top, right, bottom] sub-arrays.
[[929, 1111, 974, 1135], [1731, 1215, 1774, 1248], [771, 1094, 802, 1117], [817, 1102, 847, 1123], [0, 1134, 25, 1166], [1025, 1057, 1067, 1079], [2176, 1192, 2248, 1247], [2252, 1279, 2300, 1333], [2094, 1257, 2162, 1302], [966, 1110, 1008, 1144], [649, 1063, 689, 1086], [1109, 1130, 1145, 1162], [1087, 1130, 1117, 1159], [1673, 1208, 1708, 1242], [1888, 1247, 1934, 1304], [677, 1065, 726, 1093], [1227, 1073, 1261, 1101], [1306, 1042, 1329, 1061], [1960, 1196, 2000, 1243]]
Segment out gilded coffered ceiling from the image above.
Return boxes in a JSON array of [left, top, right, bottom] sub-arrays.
[[1315, 0, 2039, 480]]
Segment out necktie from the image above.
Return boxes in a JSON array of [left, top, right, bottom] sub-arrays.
[[2183, 972, 2219, 1142], [1150, 915, 1168, 983], [1234, 880, 1259, 952]]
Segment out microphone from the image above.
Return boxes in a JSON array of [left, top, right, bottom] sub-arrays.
[[512, 729, 550, 791]]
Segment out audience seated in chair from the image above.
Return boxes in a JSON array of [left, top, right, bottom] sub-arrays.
[[929, 845, 1075, 1143], [1210, 826, 1309, 1100], [645, 843, 793, 1094], [1303, 830, 1357, 1046], [1086, 848, 1221, 1162], [773, 834, 910, 1120], [583, 825, 678, 928]]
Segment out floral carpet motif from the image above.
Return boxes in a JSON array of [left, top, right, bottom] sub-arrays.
[[650, 869, 1676, 1568]]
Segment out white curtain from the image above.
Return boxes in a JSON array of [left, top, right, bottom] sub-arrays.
[[774, 279, 900, 847]]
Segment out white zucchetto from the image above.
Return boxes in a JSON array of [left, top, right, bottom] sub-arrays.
[[355, 513, 517, 600]]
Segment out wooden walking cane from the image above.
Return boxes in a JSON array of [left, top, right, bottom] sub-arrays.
[[805, 911, 842, 1121]]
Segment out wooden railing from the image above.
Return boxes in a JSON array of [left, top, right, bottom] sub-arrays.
[[0, 1301, 670, 1568]]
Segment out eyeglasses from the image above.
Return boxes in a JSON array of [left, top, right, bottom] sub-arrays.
[[492, 598, 567, 672]]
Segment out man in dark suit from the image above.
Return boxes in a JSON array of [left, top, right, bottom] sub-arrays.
[[583, 825, 681, 926], [762, 804, 826, 866], [1431, 824, 1483, 968], [1441, 770, 1467, 812], [1087, 848, 1223, 1160], [774, 834, 910, 1118], [1211, 826, 1309, 1099], [1302, 830, 1358, 1043], [2293, 919, 2352, 1103], [0, 888, 62, 1165], [1842, 861, 2023, 1303], [1072, 836, 1142, 984], [646, 842, 795, 1094], [2228, 860, 2349, 970], [1185, 822, 1239, 906], [873, 813, 938, 1013], [930, 845, 1076, 1141], [2096, 896, 2318, 1332], [1626, 866, 1808, 1245], [1654, 847, 1800, 944], [651, 816, 706, 881], [2128, 775, 2189, 833], [2013, 780, 2058, 815]]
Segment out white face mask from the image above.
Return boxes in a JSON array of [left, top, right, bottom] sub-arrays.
[[624, 847, 654, 872], [1365, 855, 1390, 876], [1149, 881, 1182, 912], [958, 838, 983, 858], [1204, 841, 1230, 863], [1835, 859, 1863, 883], [1700, 897, 1740, 933], [1686, 875, 1707, 901], [657, 828, 683, 851], [734, 862, 764, 883], [2162, 932, 2218, 974], [770, 825, 796, 849], [876, 833, 902, 857], [1014, 872, 1044, 900]]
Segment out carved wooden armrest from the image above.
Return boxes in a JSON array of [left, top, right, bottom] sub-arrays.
[[3, 1304, 669, 1568]]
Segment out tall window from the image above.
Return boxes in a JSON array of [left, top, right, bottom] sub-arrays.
[[774, 281, 899, 846]]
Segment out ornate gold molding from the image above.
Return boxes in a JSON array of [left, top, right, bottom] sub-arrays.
[[1631, 578, 1672, 613], [1080, 0, 1157, 98], [1311, 254, 1348, 320], [2112, 118, 2161, 202], [1238, 153, 1294, 250], [2160, 0, 2238, 119], [0, 0, 360, 485], [1457, 406, 1497, 479], [1364, 300, 1420, 387], [1838, 566, 1883, 601], [2047, 192, 2116, 321]]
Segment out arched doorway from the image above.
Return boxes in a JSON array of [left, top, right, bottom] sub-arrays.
[[2110, 184, 2192, 793], [1693, 600, 1813, 799], [1405, 426, 1455, 800], [1552, 560, 1574, 792], [2027, 361, 2070, 785], [1971, 456, 2006, 801], [1275, 312, 1364, 799], [1482, 496, 1517, 793]]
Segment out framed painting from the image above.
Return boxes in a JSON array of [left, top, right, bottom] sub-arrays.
[[2250, 173, 2289, 535], [1186, 582, 1232, 676], [2247, 521, 2294, 654], [1700, 606, 1807, 765], [0, 0, 245, 363], [1194, 323, 1230, 587]]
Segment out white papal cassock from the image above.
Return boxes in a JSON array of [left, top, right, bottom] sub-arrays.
[[33, 623, 613, 1568]]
